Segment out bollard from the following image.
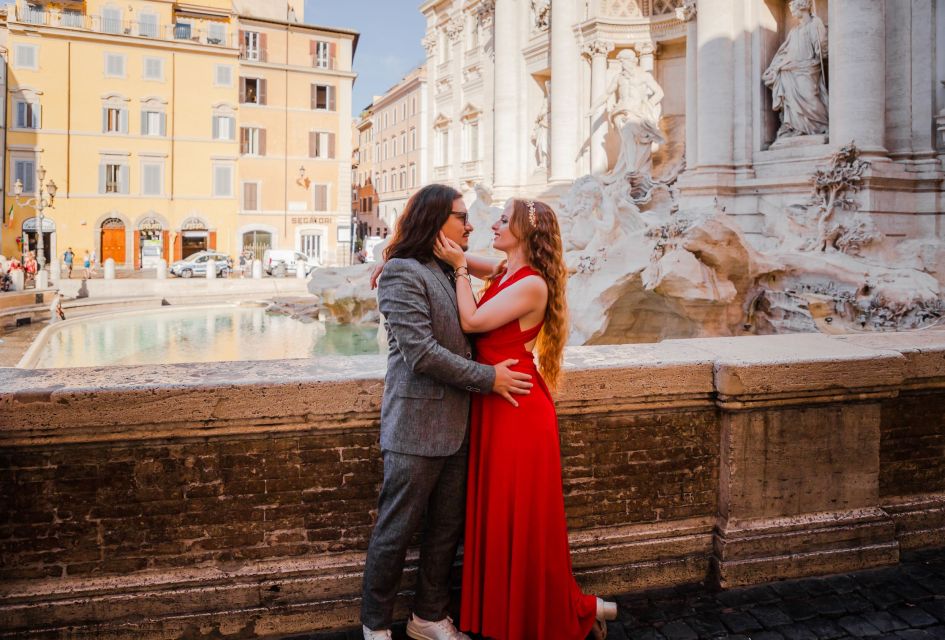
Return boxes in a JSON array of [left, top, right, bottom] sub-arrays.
[[10, 270, 24, 291], [104, 258, 116, 280], [156, 259, 167, 279], [296, 262, 307, 279], [36, 270, 49, 290], [206, 259, 216, 280], [252, 259, 263, 279]]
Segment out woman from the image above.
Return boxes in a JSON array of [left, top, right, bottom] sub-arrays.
[[82, 251, 92, 280], [434, 199, 617, 640]]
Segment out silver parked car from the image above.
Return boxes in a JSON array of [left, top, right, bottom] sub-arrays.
[[169, 251, 233, 278]]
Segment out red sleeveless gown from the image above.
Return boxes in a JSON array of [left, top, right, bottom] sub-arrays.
[[460, 266, 597, 640]]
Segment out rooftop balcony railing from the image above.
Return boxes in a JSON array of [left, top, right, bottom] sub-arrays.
[[14, 3, 237, 48]]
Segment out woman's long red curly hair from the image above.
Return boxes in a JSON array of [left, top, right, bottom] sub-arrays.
[[484, 199, 569, 392]]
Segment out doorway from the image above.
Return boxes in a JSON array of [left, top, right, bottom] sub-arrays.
[[100, 217, 126, 264]]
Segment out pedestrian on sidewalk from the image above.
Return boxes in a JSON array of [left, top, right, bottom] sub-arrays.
[[63, 247, 74, 279]]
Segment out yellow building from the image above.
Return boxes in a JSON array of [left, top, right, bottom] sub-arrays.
[[233, 9, 357, 266], [0, 0, 356, 268]]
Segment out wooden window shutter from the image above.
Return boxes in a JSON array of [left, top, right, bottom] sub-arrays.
[[212, 116, 220, 140], [329, 42, 336, 68], [98, 165, 106, 193], [140, 110, 147, 135], [310, 84, 316, 110], [239, 29, 245, 51], [309, 132, 316, 158], [259, 129, 266, 156], [314, 185, 327, 210], [240, 127, 248, 154], [259, 33, 267, 62], [259, 79, 267, 105], [328, 86, 336, 112], [119, 108, 128, 134], [309, 39, 316, 55], [328, 132, 335, 159], [119, 165, 130, 194], [160, 113, 167, 136], [239, 77, 246, 103]]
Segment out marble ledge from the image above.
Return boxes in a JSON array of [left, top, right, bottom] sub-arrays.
[[2, 332, 944, 436]]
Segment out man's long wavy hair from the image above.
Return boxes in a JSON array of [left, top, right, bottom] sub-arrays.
[[485, 199, 569, 392], [384, 184, 462, 262]]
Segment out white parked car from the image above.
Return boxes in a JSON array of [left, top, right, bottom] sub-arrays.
[[262, 249, 320, 276]]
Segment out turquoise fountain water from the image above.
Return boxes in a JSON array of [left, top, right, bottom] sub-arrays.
[[24, 305, 380, 369]]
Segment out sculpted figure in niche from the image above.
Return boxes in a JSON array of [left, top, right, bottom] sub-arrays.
[[531, 80, 551, 169], [762, 0, 829, 139], [596, 49, 666, 178]]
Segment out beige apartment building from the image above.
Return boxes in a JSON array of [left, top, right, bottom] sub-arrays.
[[235, 9, 357, 265], [370, 65, 427, 230], [0, 0, 356, 268]]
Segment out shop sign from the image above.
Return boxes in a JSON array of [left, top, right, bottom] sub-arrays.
[[291, 216, 333, 225]]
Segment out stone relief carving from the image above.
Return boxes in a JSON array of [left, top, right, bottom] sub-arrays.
[[604, 0, 643, 18], [531, 80, 551, 169], [596, 48, 666, 178], [531, 0, 550, 31], [476, 0, 496, 27], [421, 33, 437, 56], [446, 15, 464, 42], [762, 0, 829, 140], [675, 0, 696, 21], [793, 143, 879, 254]]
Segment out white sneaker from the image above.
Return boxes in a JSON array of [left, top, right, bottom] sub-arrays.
[[362, 624, 393, 639], [405, 613, 471, 640]]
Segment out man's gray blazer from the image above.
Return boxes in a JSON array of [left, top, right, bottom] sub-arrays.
[[377, 257, 496, 457]]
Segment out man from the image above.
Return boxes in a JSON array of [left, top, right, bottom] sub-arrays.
[[362, 184, 532, 640], [63, 247, 74, 279]]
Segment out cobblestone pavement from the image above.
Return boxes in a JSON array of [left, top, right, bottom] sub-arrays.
[[286, 548, 945, 640]]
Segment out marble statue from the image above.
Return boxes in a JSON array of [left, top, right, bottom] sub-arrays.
[[531, 81, 550, 169], [531, 0, 550, 31], [465, 183, 503, 252], [597, 49, 666, 178], [761, 0, 829, 140]]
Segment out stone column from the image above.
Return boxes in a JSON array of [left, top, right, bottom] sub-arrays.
[[493, 0, 518, 189], [677, 1, 698, 166], [695, 0, 734, 169], [583, 39, 614, 174], [829, 0, 887, 154], [550, 0, 580, 182]]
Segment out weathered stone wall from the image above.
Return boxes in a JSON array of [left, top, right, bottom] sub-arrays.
[[0, 333, 943, 638]]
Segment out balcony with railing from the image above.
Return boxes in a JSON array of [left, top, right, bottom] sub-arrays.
[[13, 2, 238, 48]]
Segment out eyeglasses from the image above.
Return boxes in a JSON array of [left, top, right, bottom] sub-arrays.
[[450, 211, 468, 225]]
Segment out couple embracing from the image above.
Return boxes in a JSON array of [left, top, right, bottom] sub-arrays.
[[361, 184, 617, 640]]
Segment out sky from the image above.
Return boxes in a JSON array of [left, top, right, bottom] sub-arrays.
[[304, 0, 427, 117]]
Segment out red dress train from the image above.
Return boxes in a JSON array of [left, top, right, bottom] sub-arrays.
[[460, 266, 597, 640]]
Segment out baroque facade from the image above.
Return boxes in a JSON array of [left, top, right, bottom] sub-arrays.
[[421, 0, 945, 229], [0, 0, 356, 268]]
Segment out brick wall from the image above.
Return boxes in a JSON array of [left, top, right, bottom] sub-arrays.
[[0, 410, 721, 583], [880, 392, 945, 498]]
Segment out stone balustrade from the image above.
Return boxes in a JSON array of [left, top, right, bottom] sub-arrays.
[[0, 332, 943, 638]]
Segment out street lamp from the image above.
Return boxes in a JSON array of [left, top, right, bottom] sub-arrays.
[[13, 165, 57, 271]]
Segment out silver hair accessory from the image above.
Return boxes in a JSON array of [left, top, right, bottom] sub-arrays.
[[526, 200, 537, 228]]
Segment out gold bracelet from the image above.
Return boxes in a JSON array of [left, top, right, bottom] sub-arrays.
[[454, 265, 469, 277], [456, 272, 472, 285]]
